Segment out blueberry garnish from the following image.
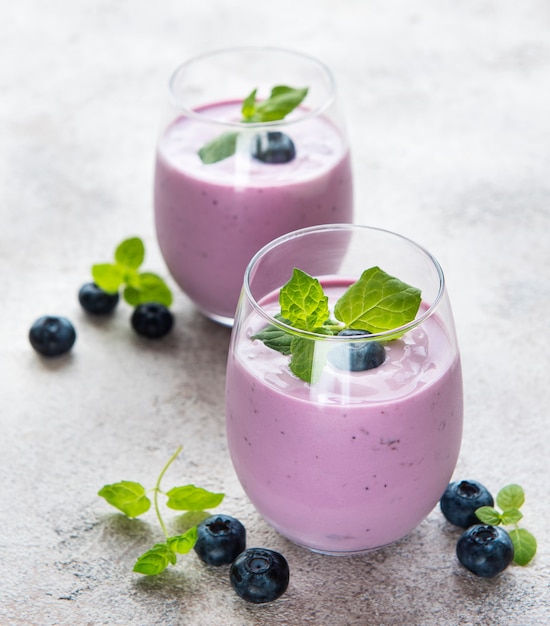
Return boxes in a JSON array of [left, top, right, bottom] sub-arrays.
[[456, 524, 514, 577], [440, 480, 494, 528], [131, 303, 173, 339], [230, 547, 289, 603], [78, 282, 119, 315], [194, 515, 246, 566], [29, 316, 76, 357], [327, 329, 386, 372], [251, 131, 296, 164]]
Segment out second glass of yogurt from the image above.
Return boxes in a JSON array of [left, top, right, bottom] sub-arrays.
[[225, 224, 463, 554], [154, 47, 353, 326]]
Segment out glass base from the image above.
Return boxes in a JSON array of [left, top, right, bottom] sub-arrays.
[[197, 306, 235, 328]]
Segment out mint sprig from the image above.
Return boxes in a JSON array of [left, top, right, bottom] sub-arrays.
[[98, 446, 224, 576], [253, 267, 421, 383], [475, 484, 537, 566], [92, 237, 173, 307], [198, 85, 308, 164]]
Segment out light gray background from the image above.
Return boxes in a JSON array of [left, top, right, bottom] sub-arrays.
[[1, 1, 549, 624]]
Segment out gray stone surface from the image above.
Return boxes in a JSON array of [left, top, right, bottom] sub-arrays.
[[1, 1, 549, 624]]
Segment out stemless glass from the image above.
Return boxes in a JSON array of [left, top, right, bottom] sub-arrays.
[[154, 47, 353, 326], [225, 224, 463, 554]]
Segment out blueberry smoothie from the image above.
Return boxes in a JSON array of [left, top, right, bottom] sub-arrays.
[[154, 101, 353, 324], [225, 283, 463, 554]]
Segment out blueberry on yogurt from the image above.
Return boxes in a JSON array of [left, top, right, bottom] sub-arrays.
[[251, 131, 296, 164], [328, 329, 386, 372]]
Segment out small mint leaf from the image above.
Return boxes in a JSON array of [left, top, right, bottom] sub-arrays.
[[166, 485, 225, 511], [198, 131, 239, 164], [92, 263, 125, 294], [280, 268, 329, 331], [497, 484, 525, 511], [115, 237, 145, 270], [509, 528, 537, 566], [133, 543, 175, 575], [475, 506, 502, 526], [501, 508, 523, 525], [288, 331, 332, 384], [241, 88, 258, 120], [334, 267, 421, 334], [252, 314, 293, 355], [252, 86, 308, 122], [98, 481, 151, 518], [167, 527, 198, 554]]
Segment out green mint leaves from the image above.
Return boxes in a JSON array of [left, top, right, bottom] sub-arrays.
[[92, 237, 173, 307], [98, 446, 224, 576], [475, 484, 537, 566], [254, 267, 422, 383], [334, 267, 422, 334], [198, 85, 308, 164]]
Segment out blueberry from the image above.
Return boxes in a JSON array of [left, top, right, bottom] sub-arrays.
[[327, 329, 386, 372], [230, 548, 289, 603], [194, 515, 246, 566], [78, 282, 119, 314], [131, 303, 173, 339], [456, 524, 514, 577], [440, 480, 494, 528], [29, 316, 76, 357], [251, 131, 296, 164]]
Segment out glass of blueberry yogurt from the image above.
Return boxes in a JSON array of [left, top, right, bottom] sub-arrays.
[[225, 224, 464, 554], [154, 47, 353, 326]]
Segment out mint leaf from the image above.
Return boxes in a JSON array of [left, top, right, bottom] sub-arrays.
[[241, 88, 257, 120], [334, 267, 421, 334], [508, 528, 537, 566], [245, 86, 308, 123], [98, 480, 151, 518], [475, 506, 502, 526], [198, 131, 239, 165], [167, 527, 198, 554], [288, 335, 333, 384], [133, 543, 175, 575], [497, 484, 525, 511], [252, 315, 293, 355], [123, 272, 173, 307], [280, 268, 329, 331], [166, 485, 225, 511], [92, 263, 125, 294], [115, 237, 145, 269], [501, 508, 523, 525]]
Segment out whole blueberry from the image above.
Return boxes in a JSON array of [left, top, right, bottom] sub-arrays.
[[456, 525, 514, 577], [78, 282, 119, 314], [230, 548, 289, 603], [194, 515, 246, 566], [251, 131, 296, 164], [131, 303, 173, 339], [29, 316, 76, 357], [440, 480, 494, 528], [328, 329, 386, 372]]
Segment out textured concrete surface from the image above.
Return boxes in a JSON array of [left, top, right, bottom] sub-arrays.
[[1, 1, 549, 624]]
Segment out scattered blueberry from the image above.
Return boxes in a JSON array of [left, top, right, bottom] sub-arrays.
[[78, 282, 119, 314], [230, 547, 289, 603], [440, 480, 494, 528], [251, 131, 296, 164], [194, 515, 247, 566], [131, 303, 173, 339], [327, 329, 386, 372], [456, 524, 514, 578], [29, 316, 76, 357]]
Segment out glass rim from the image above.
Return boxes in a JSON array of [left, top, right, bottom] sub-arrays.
[[243, 224, 446, 342], [168, 45, 337, 130]]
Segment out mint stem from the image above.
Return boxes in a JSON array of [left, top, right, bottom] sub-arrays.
[[153, 445, 182, 539]]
